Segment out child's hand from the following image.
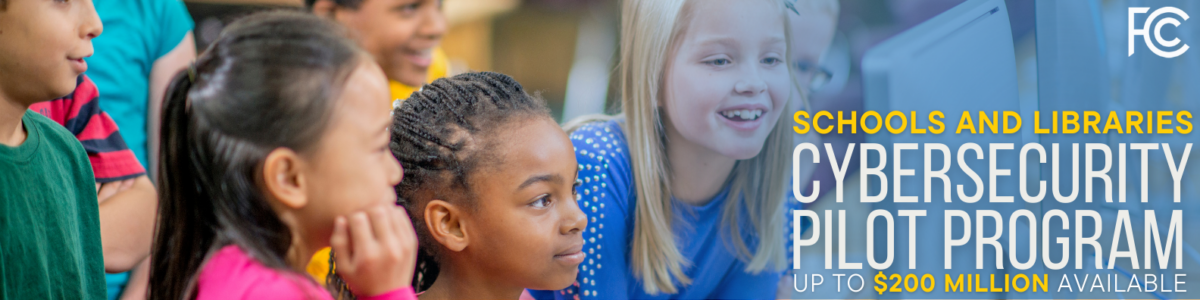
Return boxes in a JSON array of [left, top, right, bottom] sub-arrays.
[[96, 178, 137, 203], [329, 205, 418, 297]]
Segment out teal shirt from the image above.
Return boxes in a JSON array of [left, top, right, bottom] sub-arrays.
[[86, 0, 194, 167], [0, 110, 106, 299]]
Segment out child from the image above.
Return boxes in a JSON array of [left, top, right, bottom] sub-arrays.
[[0, 0, 108, 297], [530, 0, 804, 298], [303, 0, 450, 280], [30, 75, 160, 300], [306, 0, 449, 103], [148, 11, 418, 300], [381, 71, 587, 300]]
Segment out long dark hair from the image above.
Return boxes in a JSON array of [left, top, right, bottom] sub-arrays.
[[149, 11, 365, 300]]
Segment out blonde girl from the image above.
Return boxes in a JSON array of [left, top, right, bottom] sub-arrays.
[[527, 0, 837, 298]]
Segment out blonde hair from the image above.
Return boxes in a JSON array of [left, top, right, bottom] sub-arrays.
[[566, 0, 793, 295]]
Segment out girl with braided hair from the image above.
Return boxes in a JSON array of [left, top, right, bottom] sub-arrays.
[[369, 71, 588, 300], [150, 11, 418, 300]]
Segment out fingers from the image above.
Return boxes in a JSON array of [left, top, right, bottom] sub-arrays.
[[348, 212, 378, 257], [118, 178, 136, 192], [368, 206, 398, 250], [387, 205, 417, 287], [96, 179, 138, 204], [331, 205, 419, 297], [391, 206, 417, 250], [330, 216, 352, 271], [97, 182, 120, 203]]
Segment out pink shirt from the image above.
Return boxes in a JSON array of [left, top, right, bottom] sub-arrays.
[[197, 245, 417, 300]]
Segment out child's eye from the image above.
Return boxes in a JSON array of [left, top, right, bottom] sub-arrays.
[[530, 195, 552, 208], [704, 58, 732, 66], [762, 57, 782, 66], [394, 1, 421, 14]]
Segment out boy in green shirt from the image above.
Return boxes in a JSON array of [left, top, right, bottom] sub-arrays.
[[0, 0, 107, 298]]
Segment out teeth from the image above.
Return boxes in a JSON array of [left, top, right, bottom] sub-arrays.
[[722, 109, 765, 120]]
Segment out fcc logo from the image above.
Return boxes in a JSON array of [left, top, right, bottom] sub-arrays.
[[1129, 7, 1189, 58]]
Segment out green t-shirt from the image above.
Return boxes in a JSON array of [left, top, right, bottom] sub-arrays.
[[0, 110, 105, 299]]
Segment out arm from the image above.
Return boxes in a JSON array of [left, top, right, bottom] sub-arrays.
[[147, 32, 196, 176], [27, 76, 155, 272], [118, 258, 150, 300], [99, 175, 158, 272]]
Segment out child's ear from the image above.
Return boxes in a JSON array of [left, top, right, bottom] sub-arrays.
[[262, 148, 309, 209], [311, 0, 358, 25], [310, 0, 339, 18], [425, 200, 469, 252]]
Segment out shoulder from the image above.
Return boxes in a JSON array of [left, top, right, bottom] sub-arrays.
[[24, 110, 85, 157], [197, 246, 329, 300], [563, 119, 636, 299], [29, 76, 100, 129], [569, 119, 634, 212], [568, 119, 630, 181]]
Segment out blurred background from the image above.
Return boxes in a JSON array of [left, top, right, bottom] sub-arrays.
[[185, 0, 619, 122]]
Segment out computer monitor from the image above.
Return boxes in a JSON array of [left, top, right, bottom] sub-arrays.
[[861, 0, 1024, 297]]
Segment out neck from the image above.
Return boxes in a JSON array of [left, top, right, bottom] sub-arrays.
[[664, 123, 737, 206], [0, 94, 28, 147], [420, 256, 523, 300], [285, 228, 319, 273]]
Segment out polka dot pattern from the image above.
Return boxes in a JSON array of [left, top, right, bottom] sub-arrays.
[[559, 121, 623, 299]]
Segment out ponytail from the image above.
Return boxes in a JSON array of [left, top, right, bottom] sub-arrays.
[[147, 11, 366, 300], [149, 67, 216, 300]]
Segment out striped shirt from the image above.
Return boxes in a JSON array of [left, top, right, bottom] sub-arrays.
[[29, 75, 146, 183]]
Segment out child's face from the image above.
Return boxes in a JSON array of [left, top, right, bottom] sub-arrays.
[[787, 7, 836, 94], [0, 0, 102, 104], [333, 0, 446, 87], [662, 0, 789, 160], [460, 117, 586, 290], [299, 62, 404, 244]]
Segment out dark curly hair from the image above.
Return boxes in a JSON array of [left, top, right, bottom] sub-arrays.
[[326, 71, 551, 295]]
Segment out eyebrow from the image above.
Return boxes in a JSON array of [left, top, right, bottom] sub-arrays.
[[694, 36, 786, 49], [518, 173, 564, 190], [695, 37, 738, 49]]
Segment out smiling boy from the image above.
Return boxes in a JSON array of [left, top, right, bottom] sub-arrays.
[[308, 0, 449, 103], [0, 0, 108, 298]]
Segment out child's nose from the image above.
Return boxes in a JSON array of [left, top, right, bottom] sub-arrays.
[[418, 9, 448, 40], [734, 77, 768, 95], [80, 0, 103, 39], [560, 198, 587, 235]]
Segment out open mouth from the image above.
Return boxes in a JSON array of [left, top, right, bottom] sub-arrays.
[[719, 108, 765, 121], [68, 57, 89, 73], [402, 48, 433, 68]]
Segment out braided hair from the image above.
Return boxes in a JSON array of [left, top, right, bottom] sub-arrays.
[[330, 71, 550, 293]]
